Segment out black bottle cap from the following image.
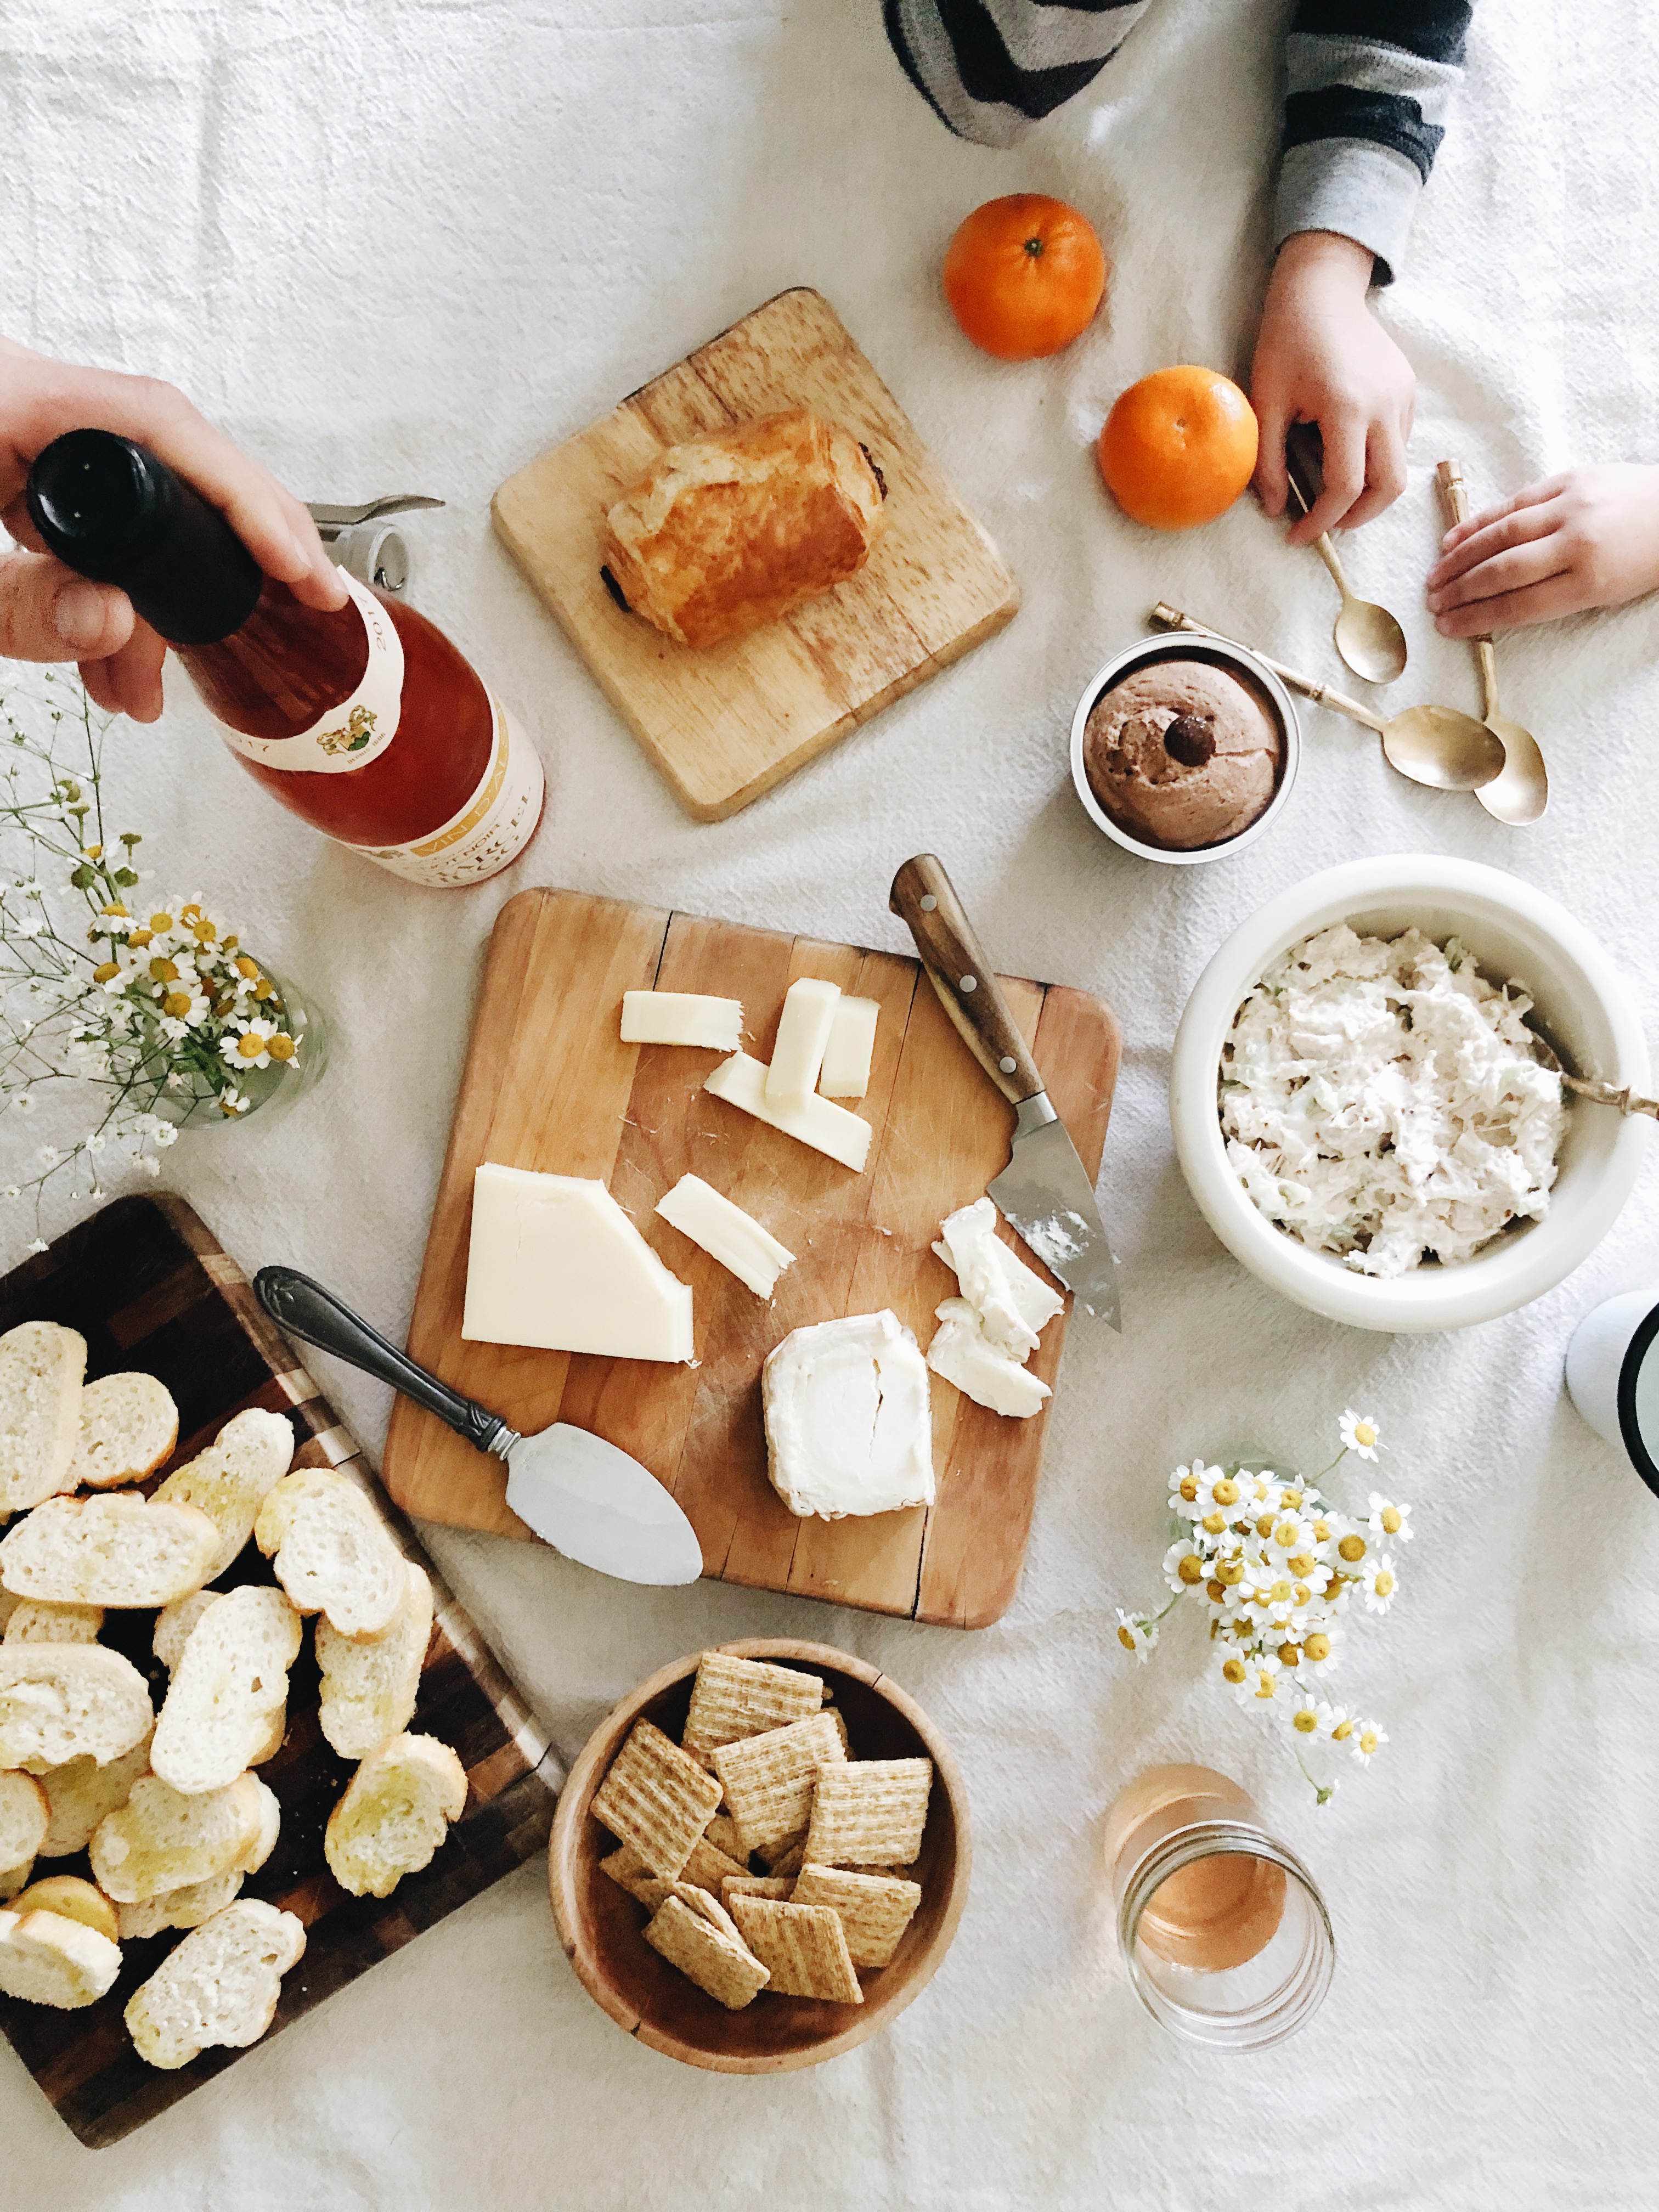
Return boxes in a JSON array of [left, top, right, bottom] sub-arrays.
[[26, 430, 264, 646]]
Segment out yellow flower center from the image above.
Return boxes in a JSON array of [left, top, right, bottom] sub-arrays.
[[1273, 1520, 1299, 1548], [83, 843, 102, 860], [267, 1034, 296, 1063], [251, 978, 274, 1000], [179, 903, 202, 922], [1252, 1673, 1276, 1700], [1374, 1570, 1395, 1599], [1288, 1552, 1316, 1578], [149, 957, 179, 983], [218, 1097, 240, 1117], [193, 919, 216, 943], [128, 927, 153, 948], [1178, 1475, 1199, 1502], [1313, 1519, 1331, 1542], [101, 901, 128, 917], [1359, 1729, 1379, 1756], [1176, 1555, 1205, 1586], [1221, 1657, 1247, 1684], [1269, 1580, 1293, 1605], [236, 1033, 266, 1059], [92, 962, 119, 983], [1201, 1510, 1226, 1534], [1338, 1534, 1367, 1563], [1293, 1707, 1319, 1734], [1255, 1513, 1276, 1538], [162, 990, 191, 1018], [1331, 1718, 1353, 1740], [1293, 1583, 1311, 1607], [149, 912, 173, 932], [1381, 1506, 1402, 1534], [1279, 1489, 1303, 1509], [1304, 1634, 1331, 1662], [1353, 1422, 1377, 1449], [1217, 1560, 1244, 1585], [1206, 1579, 1226, 1603], [1211, 1478, 1239, 1506], [1278, 1643, 1301, 1667], [1117, 1624, 1137, 1652]]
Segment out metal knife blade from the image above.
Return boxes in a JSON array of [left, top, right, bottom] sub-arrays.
[[989, 1097, 1122, 1329], [889, 854, 1122, 1331], [505, 1425, 704, 1586]]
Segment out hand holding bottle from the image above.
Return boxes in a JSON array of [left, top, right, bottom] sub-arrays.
[[0, 334, 345, 719]]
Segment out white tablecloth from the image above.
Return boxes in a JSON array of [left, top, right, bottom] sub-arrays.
[[4, 1, 1658, 2203]]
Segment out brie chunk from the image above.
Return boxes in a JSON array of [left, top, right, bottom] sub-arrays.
[[620, 991, 742, 1051], [704, 1052, 872, 1172], [462, 1163, 693, 1361], [655, 1173, 795, 1299], [819, 996, 879, 1100], [933, 1197, 1063, 1359], [761, 1311, 935, 1521], [926, 1299, 1052, 1420], [766, 978, 840, 1105]]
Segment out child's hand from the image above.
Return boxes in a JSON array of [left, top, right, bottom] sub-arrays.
[[1426, 465, 1659, 634], [1250, 231, 1415, 546]]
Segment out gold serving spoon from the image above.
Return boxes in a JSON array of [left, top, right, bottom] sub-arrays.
[[1525, 1027, 1657, 1119], [1285, 474, 1408, 685], [1149, 605, 1505, 791], [1434, 460, 1550, 824]]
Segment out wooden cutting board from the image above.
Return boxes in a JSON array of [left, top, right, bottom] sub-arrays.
[[0, 1196, 560, 2149], [382, 888, 1120, 1629], [490, 287, 1020, 821]]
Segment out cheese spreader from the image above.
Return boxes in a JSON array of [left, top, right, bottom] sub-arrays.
[[253, 1266, 704, 1585], [890, 854, 1122, 1330]]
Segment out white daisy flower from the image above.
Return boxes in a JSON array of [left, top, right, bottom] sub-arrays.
[[221, 1017, 278, 1072], [1348, 1718, 1388, 1766], [25, 1238, 47, 1255], [1361, 1555, 1400, 1614], [1367, 1493, 1414, 1544], [1214, 1646, 1253, 1694], [1161, 1538, 1207, 1596], [1285, 1692, 1324, 1740], [1231, 1654, 1282, 1708], [1114, 1609, 1158, 1662], [1340, 1409, 1383, 1460], [140, 1155, 162, 1178], [1168, 1463, 1207, 1520], [1299, 1623, 1344, 1673]]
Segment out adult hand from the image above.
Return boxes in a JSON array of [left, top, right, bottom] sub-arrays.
[[1250, 230, 1415, 546], [0, 335, 346, 721], [1426, 464, 1659, 634]]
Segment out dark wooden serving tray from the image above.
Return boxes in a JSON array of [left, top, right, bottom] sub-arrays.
[[0, 1195, 561, 2148]]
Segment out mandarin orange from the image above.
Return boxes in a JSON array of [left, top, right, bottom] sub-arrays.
[[943, 195, 1108, 361], [1097, 366, 1259, 531]]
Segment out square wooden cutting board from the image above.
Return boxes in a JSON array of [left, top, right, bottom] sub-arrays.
[[381, 888, 1120, 1629], [490, 287, 1020, 820]]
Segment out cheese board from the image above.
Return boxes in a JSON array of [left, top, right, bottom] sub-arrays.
[[0, 1196, 560, 2149], [381, 887, 1120, 1629], [490, 286, 1022, 820]]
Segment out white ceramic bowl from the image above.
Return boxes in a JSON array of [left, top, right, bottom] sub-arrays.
[[1170, 856, 1652, 1332], [1070, 635, 1301, 867]]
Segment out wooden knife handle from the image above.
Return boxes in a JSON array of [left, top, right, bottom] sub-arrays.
[[890, 855, 1045, 1107]]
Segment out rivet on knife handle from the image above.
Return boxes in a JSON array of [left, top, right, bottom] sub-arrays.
[[890, 855, 1044, 1107]]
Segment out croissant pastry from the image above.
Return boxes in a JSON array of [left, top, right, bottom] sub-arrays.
[[599, 409, 887, 650]]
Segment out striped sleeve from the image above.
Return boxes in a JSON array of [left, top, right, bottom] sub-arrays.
[[882, 0, 1149, 150], [1274, 1, 1472, 284]]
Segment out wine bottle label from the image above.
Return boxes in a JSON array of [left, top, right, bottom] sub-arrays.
[[347, 694, 545, 886], [215, 568, 405, 772]]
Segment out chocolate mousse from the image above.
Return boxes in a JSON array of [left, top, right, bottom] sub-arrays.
[[1084, 657, 1284, 852]]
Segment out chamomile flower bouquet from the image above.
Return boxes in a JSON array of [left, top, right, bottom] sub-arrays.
[[1115, 1410, 1412, 1802], [2, 677, 325, 1240]]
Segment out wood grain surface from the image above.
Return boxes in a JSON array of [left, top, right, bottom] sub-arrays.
[[0, 1197, 560, 2149], [381, 887, 1120, 1629], [490, 287, 1020, 820]]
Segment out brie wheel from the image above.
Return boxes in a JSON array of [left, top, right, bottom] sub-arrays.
[[761, 1311, 935, 1521]]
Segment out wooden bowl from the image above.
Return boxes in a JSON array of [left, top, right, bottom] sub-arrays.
[[548, 1638, 970, 2071]]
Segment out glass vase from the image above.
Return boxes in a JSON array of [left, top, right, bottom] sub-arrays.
[[143, 961, 329, 1131]]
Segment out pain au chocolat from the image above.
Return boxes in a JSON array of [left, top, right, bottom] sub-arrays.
[[599, 409, 887, 650]]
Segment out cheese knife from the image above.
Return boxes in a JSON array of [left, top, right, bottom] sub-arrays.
[[889, 854, 1122, 1330], [253, 1266, 705, 1585]]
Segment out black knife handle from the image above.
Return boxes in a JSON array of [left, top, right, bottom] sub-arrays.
[[253, 1266, 508, 1457], [890, 854, 1045, 1108]]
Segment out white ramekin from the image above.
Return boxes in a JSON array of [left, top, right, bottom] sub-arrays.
[[1069, 635, 1301, 866], [1169, 856, 1653, 1333]]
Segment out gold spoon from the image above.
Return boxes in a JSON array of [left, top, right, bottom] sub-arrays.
[[1285, 475, 1408, 684], [1150, 604, 1505, 791], [1526, 1026, 1656, 1118], [1434, 460, 1550, 824]]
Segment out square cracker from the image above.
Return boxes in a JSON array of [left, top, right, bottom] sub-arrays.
[[645, 1894, 769, 2010], [679, 1833, 748, 1899], [592, 1718, 723, 1878], [792, 1863, 923, 1968], [712, 1713, 845, 1858], [723, 1874, 794, 1903], [600, 1843, 674, 1910], [682, 1652, 825, 1757], [704, 1812, 746, 1860], [804, 1759, 933, 1868], [727, 1896, 862, 2004]]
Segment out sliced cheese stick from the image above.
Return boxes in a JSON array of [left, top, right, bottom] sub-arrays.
[[655, 1175, 795, 1300], [620, 991, 742, 1051], [819, 996, 879, 1099], [765, 978, 839, 1106], [704, 1053, 871, 1173]]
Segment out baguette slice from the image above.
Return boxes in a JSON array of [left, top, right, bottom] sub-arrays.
[[0, 1322, 87, 1514], [0, 1770, 49, 1872], [9, 1874, 119, 1944], [325, 1733, 467, 1899], [0, 1861, 32, 1900], [117, 1866, 245, 1942], [151, 1407, 294, 1581], [126, 1899, 304, 2069], [0, 1906, 122, 2009], [0, 1493, 220, 1608], [151, 1585, 302, 1795], [3, 1598, 103, 1644], [37, 1728, 153, 1856], [0, 1645, 154, 1769], [317, 1560, 433, 1759], [153, 1590, 222, 1674], [61, 1373, 179, 1492], [255, 1470, 403, 1639], [89, 1771, 269, 1903]]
